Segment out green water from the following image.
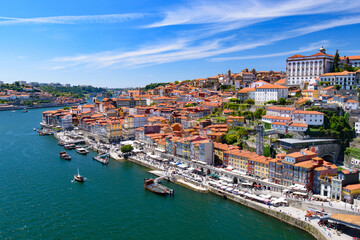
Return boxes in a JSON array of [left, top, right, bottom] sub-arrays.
[[0, 108, 314, 240]]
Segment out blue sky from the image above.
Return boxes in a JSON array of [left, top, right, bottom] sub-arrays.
[[1, 0, 360, 88]]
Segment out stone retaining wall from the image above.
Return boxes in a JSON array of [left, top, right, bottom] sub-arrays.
[[210, 189, 326, 240]]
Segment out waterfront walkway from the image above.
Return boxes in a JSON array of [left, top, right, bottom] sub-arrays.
[[53, 132, 360, 239]]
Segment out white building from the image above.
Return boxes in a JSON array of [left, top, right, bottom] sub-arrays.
[[355, 121, 360, 135], [60, 114, 73, 130], [254, 84, 288, 104], [250, 80, 268, 88], [288, 122, 308, 132], [286, 46, 333, 86], [340, 56, 360, 68], [319, 71, 359, 90], [292, 110, 324, 126], [266, 106, 295, 117], [345, 100, 359, 110]]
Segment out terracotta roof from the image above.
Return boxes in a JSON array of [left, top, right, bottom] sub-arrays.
[[256, 84, 288, 89], [238, 88, 255, 93], [346, 100, 359, 103], [275, 78, 286, 84], [344, 183, 360, 191], [293, 110, 324, 115], [267, 106, 295, 111], [289, 122, 308, 128], [340, 55, 360, 60], [320, 71, 354, 76], [288, 54, 306, 58]]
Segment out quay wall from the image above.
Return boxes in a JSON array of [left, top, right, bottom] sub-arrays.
[[288, 199, 360, 216], [127, 154, 327, 239], [210, 189, 326, 240]]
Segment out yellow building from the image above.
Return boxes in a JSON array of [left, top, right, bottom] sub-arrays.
[[343, 183, 360, 203], [214, 142, 239, 164], [227, 116, 245, 129], [253, 157, 270, 179], [302, 90, 320, 100]]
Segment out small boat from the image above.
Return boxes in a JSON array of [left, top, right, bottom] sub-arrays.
[[76, 147, 89, 155], [93, 155, 109, 165], [33, 128, 37, 131], [144, 179, 174, 196], [58, 141, 65, 146], [74, 169, 85, 182], [64, 144, 76, 150], [11, 110, 16, 112], [59, 151, 71, 160], [22, 110, 28, 113]]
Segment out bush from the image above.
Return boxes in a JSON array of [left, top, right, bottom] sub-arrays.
[[245, 99, 255, 105], [121, 145, 134, 153], [224, 134, 238, 145], [265, 100, 277, 105], [278, 98, 286, 105], [254, 108, 266, 119]]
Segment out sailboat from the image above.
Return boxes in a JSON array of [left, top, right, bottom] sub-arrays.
[[74, 168, 85, 182]]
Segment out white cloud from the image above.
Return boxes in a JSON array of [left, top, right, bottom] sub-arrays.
[[0, 13, 145, 25], [210, 41, 329, 62], [47, 0, 360, 70], [146, 0, 360, 28]]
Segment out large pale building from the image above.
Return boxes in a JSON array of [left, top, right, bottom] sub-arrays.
[[254, 84, 288, 104], [286, 46, 333, 86]]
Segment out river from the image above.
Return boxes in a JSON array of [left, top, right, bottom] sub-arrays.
[[0, 108, 314, 240]]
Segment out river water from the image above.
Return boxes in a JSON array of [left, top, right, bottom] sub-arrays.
[[0, 108, 314, 240]]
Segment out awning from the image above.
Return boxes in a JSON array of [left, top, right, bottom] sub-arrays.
[[208, 174, 220, 178], [226, 166, 234, 171], [293, 191, 307, 196]]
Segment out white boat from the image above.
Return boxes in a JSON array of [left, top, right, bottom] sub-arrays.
[[76, 147, 89, 155]]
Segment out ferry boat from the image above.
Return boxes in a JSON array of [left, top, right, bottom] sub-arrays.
[[64, 143, 76, 150], [76, 147, 89, 155], [144, 179, 174, 196], [59, 151, 71, 160], [93, 154, 109, 165], [74, 169, 85, 182]]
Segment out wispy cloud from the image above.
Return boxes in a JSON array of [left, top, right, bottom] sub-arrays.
[[0, 13, 146, 25], [146, 0, 360, 28], [48, 0, 360, 70], [210, 41, 329, 62]]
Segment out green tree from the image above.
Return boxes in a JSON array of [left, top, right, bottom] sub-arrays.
[[224, 134, 238, 145], [63, 107, 70, 110], [334, 84, 341, 90], [174, 81, 179, 84], [244, 99, 255, 105], [185, 103, 195, 107], [254, 108, 266, 119], [278, 98, 286, 105], [121, 145, 134, 153], [229, 98, 240, 103], [333, 49, 340, 72]]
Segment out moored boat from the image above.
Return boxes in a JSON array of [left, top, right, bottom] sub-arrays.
[[74, 169, 85, 182], [59, 151, 71, 160], [76, 147, 89, 155], [144, 179, 174, 196], [58, 141, 65, 146], [64, 143, 76, 150]]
